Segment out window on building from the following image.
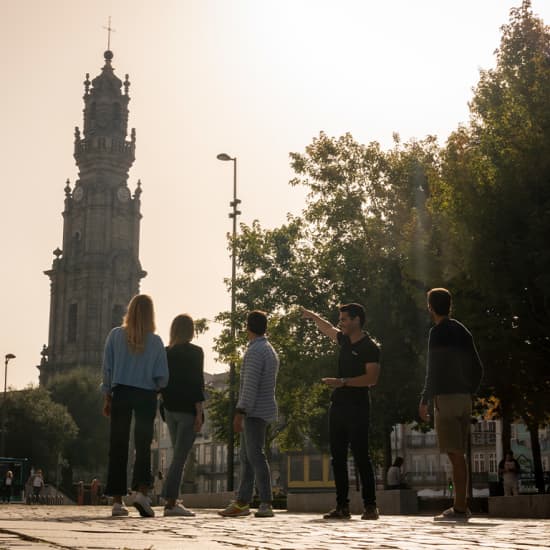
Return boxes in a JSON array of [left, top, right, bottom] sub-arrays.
[[67, 303, 77, 343], [216, 446, 223, 473], [488, 453, 497, 474], [473, 453, 486, 473], [426, 455, 437, 476], [290, 456, 304, 482], [412, 456, 423, 475], [205, 445, 212, 466], [309, 455, 323, 482]]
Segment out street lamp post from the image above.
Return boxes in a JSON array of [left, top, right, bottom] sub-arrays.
[[1, 353, 16, 457], [217, 153, 240, 492]]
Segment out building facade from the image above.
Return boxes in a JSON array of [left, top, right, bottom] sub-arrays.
[[39, 50, 146, 384]]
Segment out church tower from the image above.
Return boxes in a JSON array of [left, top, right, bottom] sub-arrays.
[[39, 50, 146, 385]]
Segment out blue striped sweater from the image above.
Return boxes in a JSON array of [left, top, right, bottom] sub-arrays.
[[236, 336, 279, 422]]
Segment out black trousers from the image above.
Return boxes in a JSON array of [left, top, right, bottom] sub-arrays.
[[329, 400, 376, 507], [105, 385, 157, 496]]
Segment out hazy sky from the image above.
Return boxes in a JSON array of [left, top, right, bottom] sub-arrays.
[[2, 0, 549, 389]]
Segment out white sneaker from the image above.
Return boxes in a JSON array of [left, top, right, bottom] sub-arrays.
[[111, 502, 129, 517], [434, 506, 471, 522], [164, 504, 196, 517], [132, 492, 155, 517]]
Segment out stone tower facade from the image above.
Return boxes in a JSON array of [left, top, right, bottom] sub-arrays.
[[39, 50, 146, 385]]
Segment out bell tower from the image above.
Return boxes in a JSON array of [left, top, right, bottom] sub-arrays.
[[39, 50, 146, 385]]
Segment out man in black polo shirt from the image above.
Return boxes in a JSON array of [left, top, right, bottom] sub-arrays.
[[301, 303, 381, 520]]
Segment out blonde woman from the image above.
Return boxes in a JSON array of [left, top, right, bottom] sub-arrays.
[[102, 294, 169, 517], [160, 314, 205, 516]]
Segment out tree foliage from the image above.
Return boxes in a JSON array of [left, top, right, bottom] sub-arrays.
[[209, 2, 550, 489], [429, 0, 550, 492], [47, 367, 110, 477], [5, 387, 77, 477]]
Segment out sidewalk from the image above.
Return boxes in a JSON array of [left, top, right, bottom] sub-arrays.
[[0, 505, 549, 549]]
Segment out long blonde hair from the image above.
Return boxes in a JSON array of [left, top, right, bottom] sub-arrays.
[[169, 314, 194, 347], [122, 294, 156, 353]]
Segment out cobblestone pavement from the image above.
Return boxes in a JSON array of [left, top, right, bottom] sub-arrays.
[[0, 506, 549, 550]]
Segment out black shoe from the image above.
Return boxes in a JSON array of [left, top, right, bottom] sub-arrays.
[[323, 506, 351, 519], [361, 505, 379, 520]]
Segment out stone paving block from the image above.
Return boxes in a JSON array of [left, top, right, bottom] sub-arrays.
[[0, 505, 549, 549]]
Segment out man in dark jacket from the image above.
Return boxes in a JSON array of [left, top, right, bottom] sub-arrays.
[[419, 288, 483, 522]]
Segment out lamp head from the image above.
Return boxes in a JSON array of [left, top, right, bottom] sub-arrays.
[[5, 354, 15, 360], [217, 153, 234, 161]]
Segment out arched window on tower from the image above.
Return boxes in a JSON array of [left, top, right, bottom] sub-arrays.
[[67, 303, 78, 343], [89, 103, 97, 133], [113, 103, 121, 132]]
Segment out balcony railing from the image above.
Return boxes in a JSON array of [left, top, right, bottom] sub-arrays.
[[471, 432, 496, 446], [406, 434, 438, 448]]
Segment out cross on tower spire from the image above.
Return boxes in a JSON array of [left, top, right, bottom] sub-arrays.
[[103, 16, 116, 50]]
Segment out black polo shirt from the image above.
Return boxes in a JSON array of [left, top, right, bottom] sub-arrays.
[[331, 331, 380, 404]]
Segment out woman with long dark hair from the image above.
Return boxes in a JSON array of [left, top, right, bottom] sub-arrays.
[[102, 294, 169, 517]]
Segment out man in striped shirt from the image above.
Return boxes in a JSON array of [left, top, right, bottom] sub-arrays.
[[219, 310, 279, 518]]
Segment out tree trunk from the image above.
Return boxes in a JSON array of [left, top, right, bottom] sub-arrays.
[[527, 422, 545, 494], [383, 425, 393, 489]]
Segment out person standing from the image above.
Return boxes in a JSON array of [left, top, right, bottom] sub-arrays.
[[419, 288, 483, 522], [301, 303, 381, 520], [219, 311, 279, 518], [32, 469, 44, 503], [102, 294, 169, 518], [161, 314, 205, 517], [3, 470, 13, 503], [498, 451, 520, 496], [386, 457, 405, 490]]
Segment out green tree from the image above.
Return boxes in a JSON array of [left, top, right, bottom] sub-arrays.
[[211, 132, 442, 473], [5, 386, 77, 478], [47, 368, 109, 478], [433, 0, 550, 492]]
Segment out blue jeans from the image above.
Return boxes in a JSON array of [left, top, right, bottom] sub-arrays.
[[162, 410, 197, 500], [237, 417, 272, 504]]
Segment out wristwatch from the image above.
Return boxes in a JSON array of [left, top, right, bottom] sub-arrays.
[[340, 378, 348, 387]]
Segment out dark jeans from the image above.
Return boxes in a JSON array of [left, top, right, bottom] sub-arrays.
[[2, 485, 12, 502], [329, 400, 376, 507], [105, 385, 157, 496]]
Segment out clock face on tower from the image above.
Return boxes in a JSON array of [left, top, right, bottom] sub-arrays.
[[73, 186, 84, 202], [117, 187, 131, 202]]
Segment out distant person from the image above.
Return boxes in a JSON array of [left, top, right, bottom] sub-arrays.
[[90, 478, 100, 505], [32, 469, 44, 502], [102, 294, 169, 517], [301, 303, 381, 520], [219, 311, 279, 518], [419, 288, 483, 522], [3, 470, 13, 503], [387, 457, 406, 490], [499, 451, 520, 496], [161, 314, 205, 517]]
